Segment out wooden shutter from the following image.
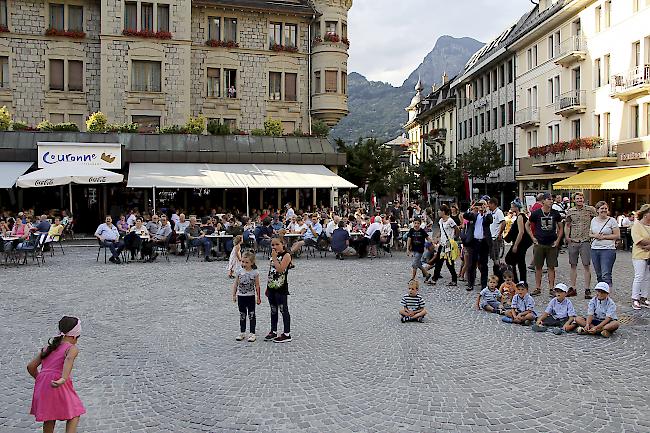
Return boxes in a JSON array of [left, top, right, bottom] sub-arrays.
[[68, 60, 83, 91], [325, 71, 337, 93], [285, 73, 297, 101], [49, 59, 64, 90]]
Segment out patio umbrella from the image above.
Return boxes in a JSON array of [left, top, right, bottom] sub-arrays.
[[16, 165, 124, 215]]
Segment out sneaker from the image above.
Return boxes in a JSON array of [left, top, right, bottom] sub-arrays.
[[641, 298, 650, 309], [576, 327, 585, 335], [501, 317, 513, 324], [449, 281, 457, 287], [235, 333, 245, 341], [401, 316, 408, 323], [264, 332, 277, 341], [274, 333, 292, 343], [584, 289, 592, 300], [566, 287, 577, 297], [466, 286, 474, 292], [632, 299, 642, 310], [523, 320, 532, 326], [551, 328, 566, 335], [531, 324, 548, 332], [496, 307, 505, 315], [247, 334, 256, 342], [114, 257, 122, 264], [600, 330, 612, 338], [531, 288, 542, 296]]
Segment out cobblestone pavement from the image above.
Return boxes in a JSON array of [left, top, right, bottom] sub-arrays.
[[1, 247, 649, 433]]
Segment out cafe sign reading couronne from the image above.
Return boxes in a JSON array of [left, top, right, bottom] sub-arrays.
[[37, 142, 121, 169]]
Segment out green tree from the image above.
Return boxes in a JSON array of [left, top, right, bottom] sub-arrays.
[[457, 139, 505, 194], [339, 138, 398, 200], [311, 120, 330, 137], [387, 166, 419, 197], [418, 151, 448, 196]]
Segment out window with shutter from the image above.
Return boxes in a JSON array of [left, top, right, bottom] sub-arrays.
[[208, 17, 220, 40], [50, 113, 64, 123], [313, 71, 321, 94], [67, 6, 83, 31], [131, 61, 161, 92], [224, 18, 237, 42], [68, 60, 83, 91], [285, 73, 297, 101], [141, 3, 153, 32], [269, 72, 282, 100], [0, 0, 7, 27], [49, 4, 64, 30], [125, 2, 137, 30], [341, 72, 347, 94], [284, 24, 297, 47], [0, 56, 8, 88], [325, 70, 337, 93], [269, 22, 282, 47], [157, 4, 169, 32], [49, 59, 64, 90], [207, 68, 220, 97]]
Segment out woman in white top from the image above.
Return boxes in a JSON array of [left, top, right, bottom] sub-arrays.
[[432, 205, 459, 286], [589, 201, 620, 291]]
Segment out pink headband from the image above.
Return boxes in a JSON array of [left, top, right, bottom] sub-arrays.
[[59, 319, 81, 338]]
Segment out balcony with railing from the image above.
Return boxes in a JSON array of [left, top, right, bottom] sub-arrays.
[[528, 137, 617, 167], [554, 36, 587, 67], [515, 107, 539, 128], [554, 89, 586, 116], [610, 65, 650, 100]]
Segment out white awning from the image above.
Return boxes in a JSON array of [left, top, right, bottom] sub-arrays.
[[16, 165, 124, 188], [0, 162, 33, 188], [127, 163, 357, 189]]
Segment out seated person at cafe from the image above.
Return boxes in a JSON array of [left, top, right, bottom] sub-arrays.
[[35, 215, 51, 234], [326, 215, 341, 239], [145, 214, 160, 234], [143, 214, 173, 261], [175, 213, 190, 255], [116, 215, 130, 234], [201, 216, 216, 235], [95, 215, 125, 264], [331, 221, 356, 260], [185, 216, 213, 262], [123, 217, 148, 259], [3, 217, 30, 252], [271, 215, 284, 232], [46, 217, 64, 242], [291, 214, 322, 254], [254, 217, 274, 249]]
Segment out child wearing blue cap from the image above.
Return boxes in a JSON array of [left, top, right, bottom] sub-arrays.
[[532, 283, 577, 335], [575, 282, 620, 337]]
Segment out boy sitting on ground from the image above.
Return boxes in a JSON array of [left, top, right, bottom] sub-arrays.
[[499, 270, 517, 308], [532, 283, 577, 335], [476, 275, 504, 314], [503, 282, 536, 325], [575, 282, 620, 338], [399, 279, 428, 323]]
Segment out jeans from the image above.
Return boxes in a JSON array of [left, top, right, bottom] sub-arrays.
[[190, 238, 212, 258], [267, 290, 290, 334], [467, 239, 489, 289], [632, 259, 650, 300], [591, 248, 616, 288], [102, 240, 124, 258], [237, 295, 256, 333]]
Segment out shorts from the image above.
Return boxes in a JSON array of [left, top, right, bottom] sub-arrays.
[[568, 241, 591, 266], [480, 300, 501, 310], [412, 252, 424, 269], [489, 238, 503, 262], [533, 244, 559, 268], [541, 316, 569, 327]]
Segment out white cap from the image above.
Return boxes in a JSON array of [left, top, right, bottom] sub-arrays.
[[594, 282, 610, 293], [554, 283, 569, 292]]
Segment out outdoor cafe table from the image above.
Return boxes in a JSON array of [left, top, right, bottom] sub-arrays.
[[206, 233, 233, 254], [283, 233, 301, 247], [2, 236, 21, 264]]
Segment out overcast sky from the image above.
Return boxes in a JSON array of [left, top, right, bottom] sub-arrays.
[[347, 0, 534, 86]]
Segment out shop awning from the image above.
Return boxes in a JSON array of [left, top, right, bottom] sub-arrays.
[[126, 163, 357, 189], [553, 166, 650, 190], [16, 165, 124, 188], [0, 162, 33, 188]]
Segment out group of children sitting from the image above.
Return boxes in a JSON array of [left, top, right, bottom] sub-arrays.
[[400, 270, 620, 337]]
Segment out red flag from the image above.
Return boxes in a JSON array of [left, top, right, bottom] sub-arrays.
[[464, 171, 471, 200]]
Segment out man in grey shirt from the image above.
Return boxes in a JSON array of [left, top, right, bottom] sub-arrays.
[[146, 215, 173, 261]]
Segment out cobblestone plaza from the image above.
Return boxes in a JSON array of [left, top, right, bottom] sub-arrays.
[[2, 249, 649, 433]]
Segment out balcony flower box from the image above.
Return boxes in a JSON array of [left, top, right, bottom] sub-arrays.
[[205, 39, 239, 48], [0, 25, 9, 33], [122, 29, 172, 40], [270, 43, 298, 53], [324, 32, 340, 43], [341, 37, 350, 47], [312, 36, 322, 46], [45, 28, 86, 39]]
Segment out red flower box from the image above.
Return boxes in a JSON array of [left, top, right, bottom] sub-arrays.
[[270, 43, 298, 53], [45, 28, 86, 38], [122, 29, 172, 40], [0, 25, 9, 33], [324, 32, 340, 43], [206, 39, 239, 48], [312, 36, 322, 45]]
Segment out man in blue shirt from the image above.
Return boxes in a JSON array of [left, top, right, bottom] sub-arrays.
[[331, 221, 356, 259], [95, 215, 125, 264], [463, 200, 493, 292], [35, 215, 51, 234], [291, 213, 322, 254]]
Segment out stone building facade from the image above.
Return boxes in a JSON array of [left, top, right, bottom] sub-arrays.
[[0, 0, 351, 133]]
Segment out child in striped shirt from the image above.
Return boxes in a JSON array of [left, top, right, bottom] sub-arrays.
[[400, 279, 428, 322], [476, 275, 504, 314]]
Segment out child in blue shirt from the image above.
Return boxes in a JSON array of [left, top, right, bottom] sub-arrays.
[[502, 282, 536, 325], [532, 283, 577, 335], [575, 282, 620, 338], [475, 275, 504, 314], [400, 279, 428, 322]]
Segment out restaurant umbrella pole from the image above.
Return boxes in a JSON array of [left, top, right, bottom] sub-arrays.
[[246, 187, 250, 217], [152, 186, 156, 215], [68, 183, 73, 217]]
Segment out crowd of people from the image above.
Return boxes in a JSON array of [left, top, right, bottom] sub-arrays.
[[1, 210, 69, 256]]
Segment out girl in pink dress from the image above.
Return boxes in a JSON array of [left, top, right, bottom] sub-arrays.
[[27, 316, 86, 433]]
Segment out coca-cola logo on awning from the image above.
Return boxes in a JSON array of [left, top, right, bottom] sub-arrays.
[[89, 176, 107, 183], [35, 179, 54, 186]]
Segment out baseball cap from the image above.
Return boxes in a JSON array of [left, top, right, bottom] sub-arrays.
[[594, 282, 610, 293], [554, 283, 569, 292]]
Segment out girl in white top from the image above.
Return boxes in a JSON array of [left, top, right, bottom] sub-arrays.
[[227, 235, 243, 278], [589, 201, 620, 291]]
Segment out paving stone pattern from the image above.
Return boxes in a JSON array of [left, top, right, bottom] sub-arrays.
[[1, 248, 649, 432]]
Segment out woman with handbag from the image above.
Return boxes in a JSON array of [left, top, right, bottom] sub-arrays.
[[589, 201, 620, 291], [431, 205, 459, 286], [631, 204, 650, 310], [504, 200, 532, 284]]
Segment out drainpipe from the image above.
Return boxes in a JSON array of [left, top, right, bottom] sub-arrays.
[[308, 14, 315, 134]]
